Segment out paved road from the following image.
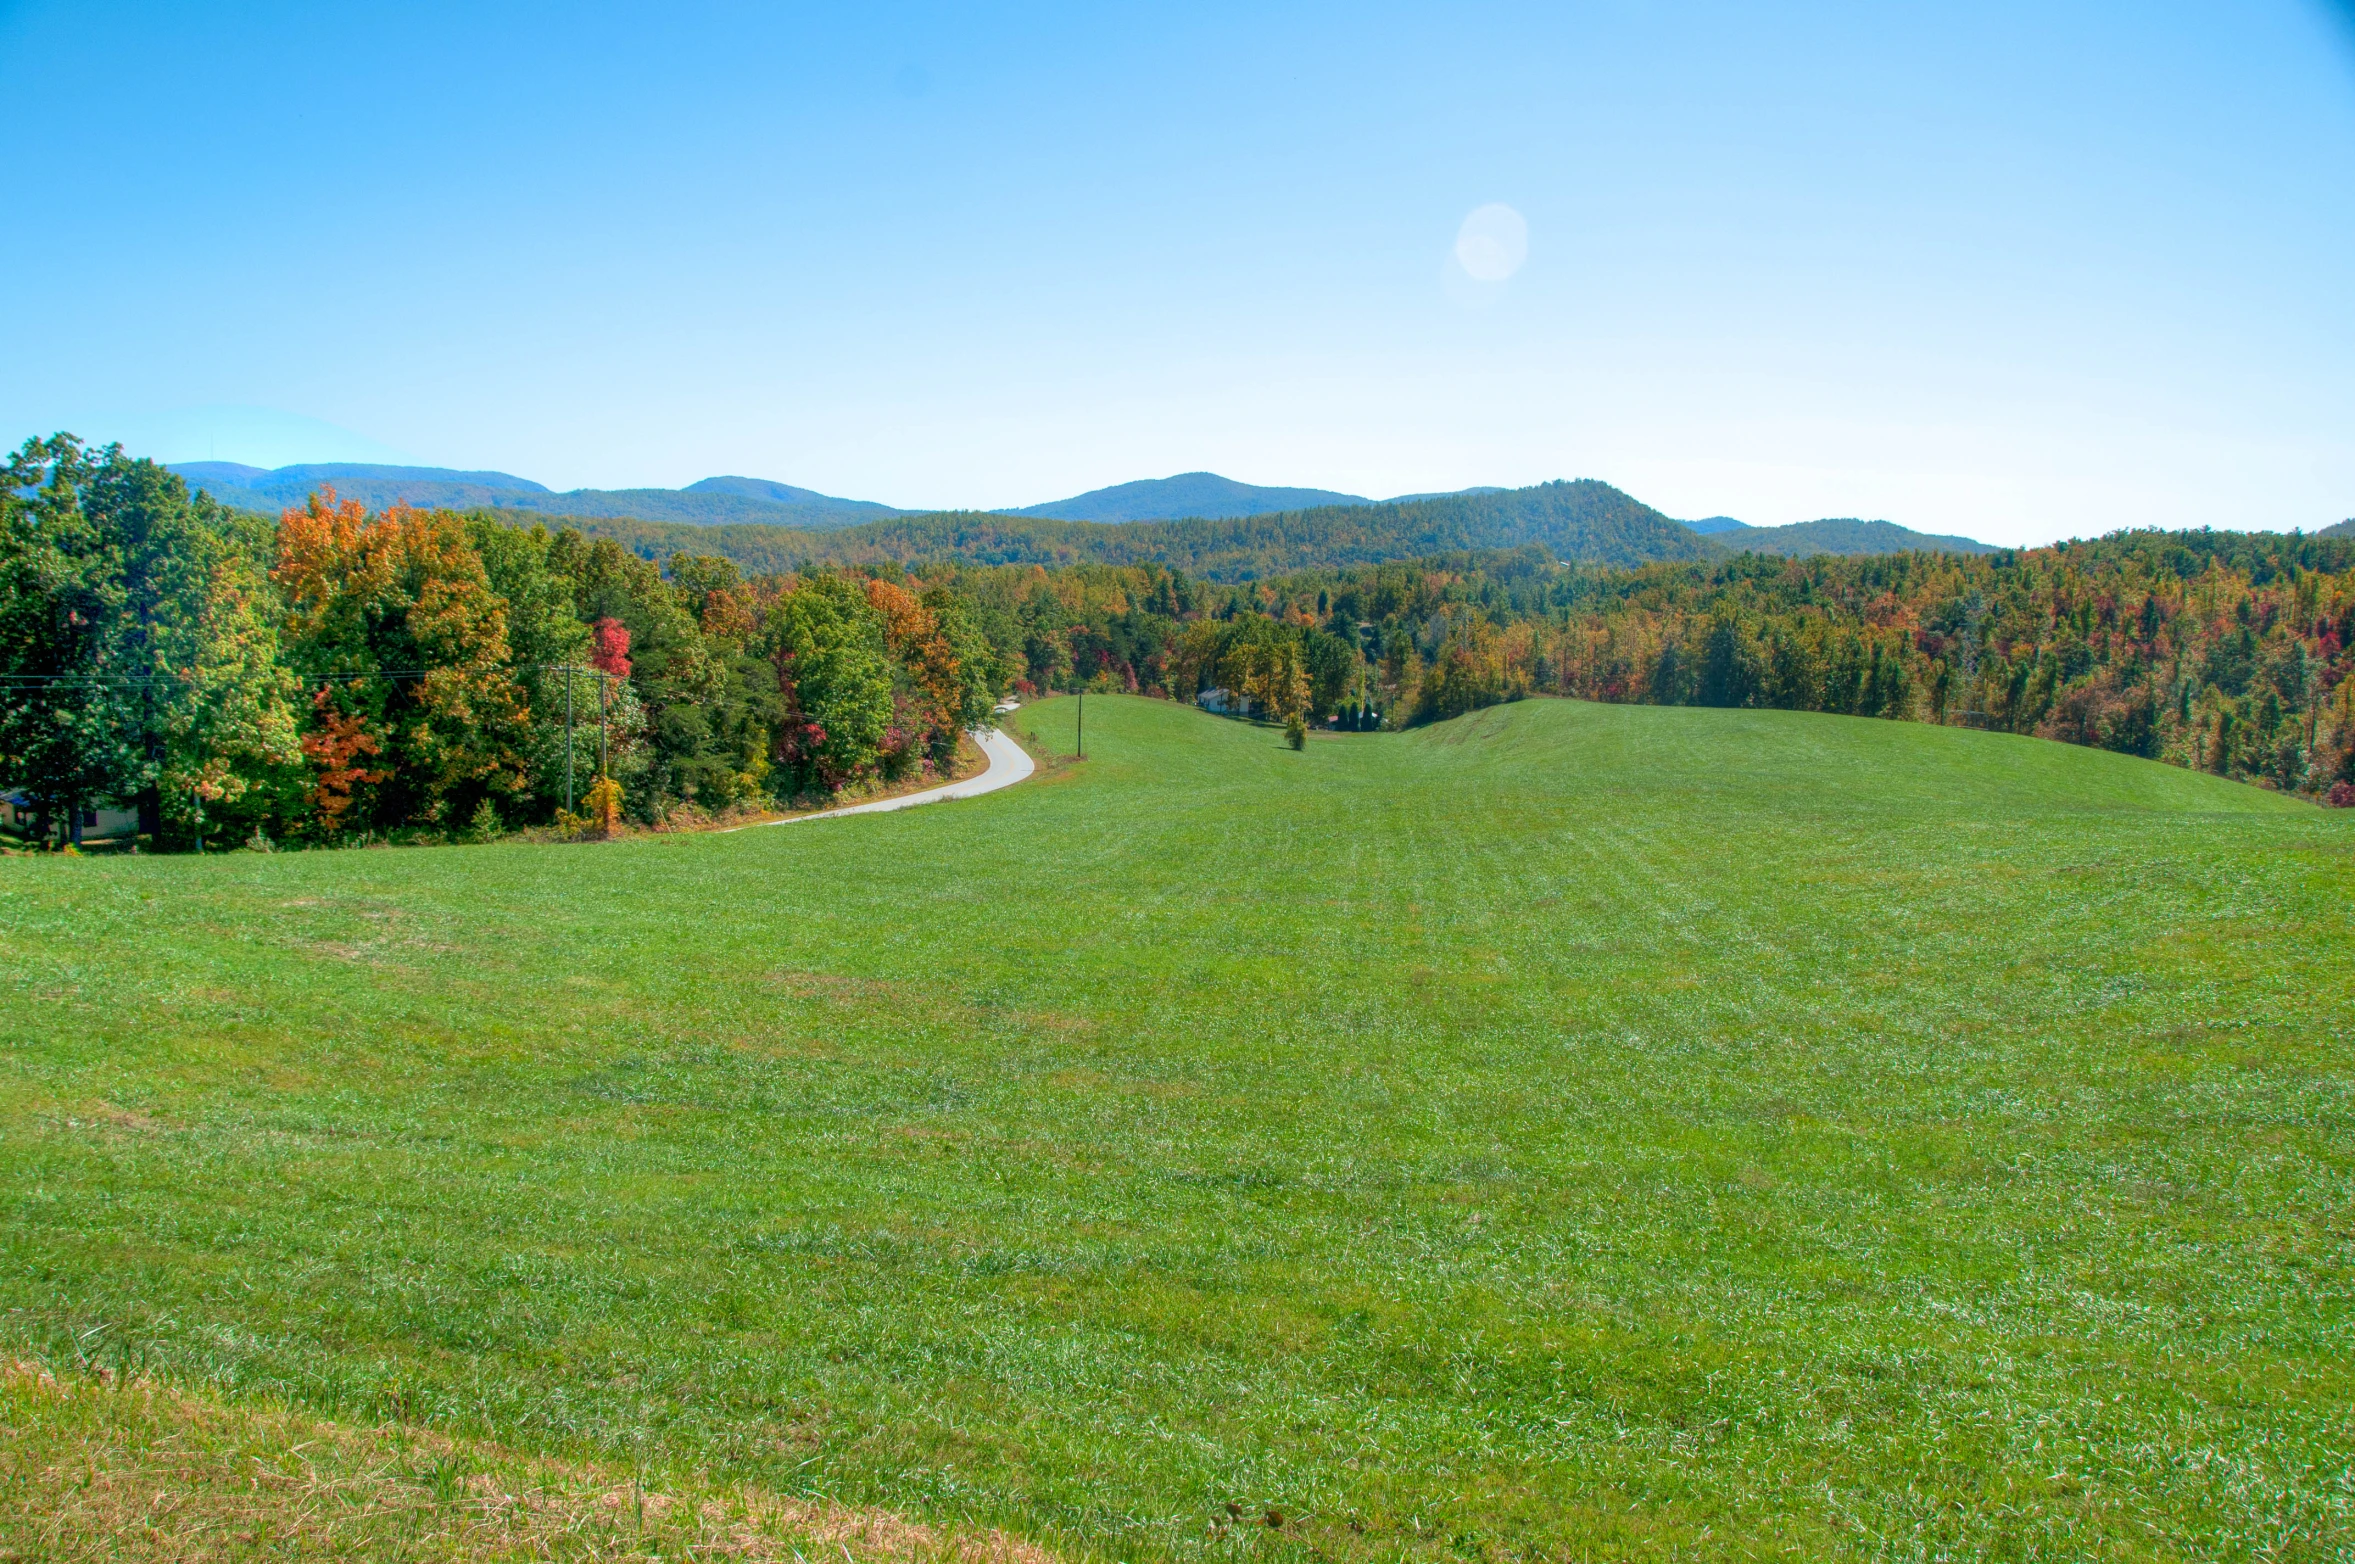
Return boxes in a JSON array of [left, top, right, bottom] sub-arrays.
[[729, 725, 1035, 831]]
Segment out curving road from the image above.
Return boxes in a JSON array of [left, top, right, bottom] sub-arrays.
[[728, 725, 1035, 832]]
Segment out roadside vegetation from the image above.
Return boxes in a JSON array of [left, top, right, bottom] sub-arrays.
[[4, 695, 2349, 1559], [0, 437, 1005, 848]]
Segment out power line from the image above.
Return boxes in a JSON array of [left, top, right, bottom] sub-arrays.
[[0, 663, 605, 689]]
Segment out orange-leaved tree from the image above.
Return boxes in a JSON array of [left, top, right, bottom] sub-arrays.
[[274, 489, 530, 833], [301, 687, 389, 834], [866, 577, 966, 766]]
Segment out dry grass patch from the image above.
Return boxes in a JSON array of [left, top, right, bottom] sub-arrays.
[[0, 1362, 1057, 1564], [762, 970, 908, 1003]]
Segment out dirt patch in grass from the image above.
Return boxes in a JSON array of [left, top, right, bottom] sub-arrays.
[[81, 1100, 162, 1130], [763, 969, 910, 1003], [0, 1360, 1056, 1564]]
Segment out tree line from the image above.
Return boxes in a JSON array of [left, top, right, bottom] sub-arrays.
[[0, 438, 1003, 847], [9, 435, 2350, 850]]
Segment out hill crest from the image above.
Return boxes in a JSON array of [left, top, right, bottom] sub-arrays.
[[1702, 516, 1997, 556], [169, 461, 900, 529], [1003, 472, 1372, 522]]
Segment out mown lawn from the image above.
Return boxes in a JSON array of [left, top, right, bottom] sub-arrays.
[[3, 695, 2350, 1562]]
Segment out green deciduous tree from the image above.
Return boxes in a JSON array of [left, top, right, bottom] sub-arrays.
[[767, 573, 893, 793]]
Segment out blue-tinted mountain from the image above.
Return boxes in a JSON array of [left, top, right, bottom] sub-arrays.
[[1389, 485, 1508, 503], [1004, 472, 1373, 522], [1704, 517, 1996, 556], [165, 458, 2000, 562], [171, 461, 275, 487], [169, 462, 902, 529], [2321, 518, 2355, 539], [1006, 472, 1524, 522], [681, 476, 901, 514]]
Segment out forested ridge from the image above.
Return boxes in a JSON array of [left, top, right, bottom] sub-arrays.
[[1704, 516, 1996, 556], [9, 435, 2350, 851], [228, 478, 1720, 583], [200, 476, 2013, 580]]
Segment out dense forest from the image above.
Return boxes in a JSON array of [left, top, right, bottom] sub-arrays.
[[8, 437, 2350, 849]]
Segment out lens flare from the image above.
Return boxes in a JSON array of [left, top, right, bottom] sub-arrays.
[[1454, 204, 1528, 282]]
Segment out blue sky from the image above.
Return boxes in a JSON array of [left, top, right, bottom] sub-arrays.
[[3, 0, 2350, 543]]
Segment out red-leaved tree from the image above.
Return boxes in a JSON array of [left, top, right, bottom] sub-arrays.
[[590, 618, 632, 679]]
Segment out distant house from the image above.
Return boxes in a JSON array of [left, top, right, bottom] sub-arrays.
[[0, 791, 37, 838], [1198, 687, 1247, 717], [0, 791, 140, 844]]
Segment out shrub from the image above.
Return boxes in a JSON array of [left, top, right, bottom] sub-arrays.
[[583, 776, 623, 837]]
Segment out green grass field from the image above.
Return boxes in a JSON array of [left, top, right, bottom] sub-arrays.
[[4, 696, 2351, 1561]]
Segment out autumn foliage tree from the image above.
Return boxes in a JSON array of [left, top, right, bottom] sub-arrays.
[[273, 490, 529, 834]]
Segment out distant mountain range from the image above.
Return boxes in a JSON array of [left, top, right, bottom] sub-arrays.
[[169, 462, 1517, 532], [169, 462, 898, 529], [2322, 518, 2355, 539], [1696, 516, 1998, 556], [427, 481, 2003, 583], [998, 471, 1509, 521], [1001, 472, 1370, 520], [169, 460, 2003, 571]]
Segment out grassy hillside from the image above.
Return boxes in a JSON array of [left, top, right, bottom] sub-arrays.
[[506, 479, 1715, 580], [4, 699, 2348, 1561]]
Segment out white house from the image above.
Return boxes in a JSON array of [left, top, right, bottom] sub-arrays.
[[0, 791, 140, 844]]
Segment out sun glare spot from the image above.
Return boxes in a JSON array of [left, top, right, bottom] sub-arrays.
[[1454, 204, 1528, 282]]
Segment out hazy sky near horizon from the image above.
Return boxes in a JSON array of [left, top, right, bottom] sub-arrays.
[[3, 1, 2351, 544]]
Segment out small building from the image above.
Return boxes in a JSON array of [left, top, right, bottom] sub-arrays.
[[1198, 687, 1248, 717], [0, 791, 140, 844]]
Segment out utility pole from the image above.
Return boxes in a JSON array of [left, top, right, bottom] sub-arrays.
[[563, 666, 576, 814], [1955, 590, 1989, 729]]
